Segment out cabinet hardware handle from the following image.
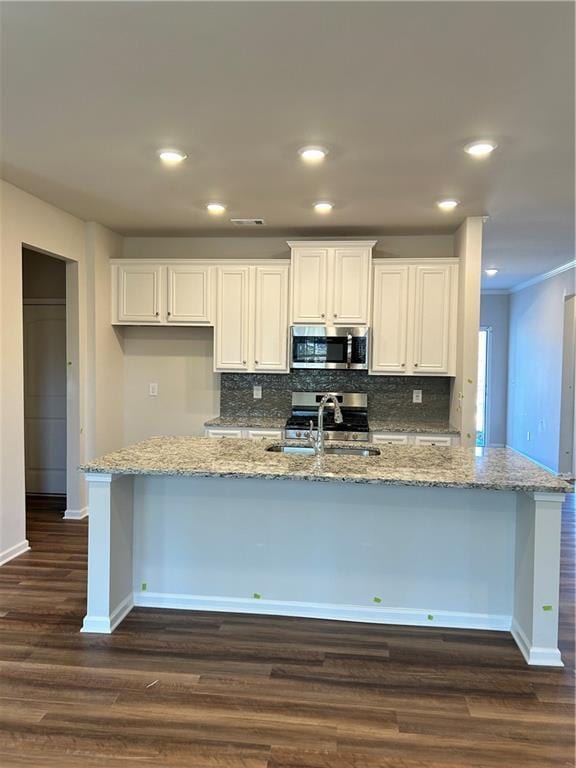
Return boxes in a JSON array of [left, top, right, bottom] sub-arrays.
[[333, 313, 337, 318], [414, 362, 419, 367], [255, 360, 258, 364], [167, 311, 171, 316], [155, 311, 159, 316], [243, 360, 246, 365], [401, 363, 405, 367], [321, 313, 325, 318]]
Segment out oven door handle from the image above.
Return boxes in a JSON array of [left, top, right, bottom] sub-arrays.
[[346, 333, 353, 369]]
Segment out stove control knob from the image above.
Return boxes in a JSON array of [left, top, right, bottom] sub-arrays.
[[352, 433, 358, 441], [296, 431, 302, 438], [304, 431, 309, 438]]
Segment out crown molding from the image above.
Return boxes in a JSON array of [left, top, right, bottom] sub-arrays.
[[510, 260, 576, 294]]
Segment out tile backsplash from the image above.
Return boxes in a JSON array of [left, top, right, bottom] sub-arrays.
[[220, 371, 451, 423]]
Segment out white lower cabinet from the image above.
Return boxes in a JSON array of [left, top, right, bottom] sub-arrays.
[[371, 432, 459, 447], [414, 435, 453, 447], [205, 427, 283, 440], [215, 263, 289, 373]]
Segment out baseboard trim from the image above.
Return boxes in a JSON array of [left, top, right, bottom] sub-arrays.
[[0, 539, 30, 567], [511, 618, 563, 667], [81, 593, 133, 634], [64, 506, 89, 520], [133, 592, 511, 632]]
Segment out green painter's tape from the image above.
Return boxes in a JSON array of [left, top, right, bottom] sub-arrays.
[[542, 605, 553, 612], [253, 592, 262, 600], [427, 614, 434, 621], [141, 582, 148, 592], [373, 597, 382, 604]]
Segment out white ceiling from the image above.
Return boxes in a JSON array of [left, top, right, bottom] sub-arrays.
[[1, 1, 573, 289]]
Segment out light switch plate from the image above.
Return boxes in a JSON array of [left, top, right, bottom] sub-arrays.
[[412, 389, 422, 404], [149, 382, 158, 396], [253, 385, 262, 400]]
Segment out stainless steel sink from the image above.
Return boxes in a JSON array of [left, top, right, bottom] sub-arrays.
[[266, 444, 380, 457]]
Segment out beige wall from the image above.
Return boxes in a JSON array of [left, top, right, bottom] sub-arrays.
[[0, 180, 123, 558], [0, 180, 87, 559], [122, 326, 219, 443], [123, 234, 454, 261]]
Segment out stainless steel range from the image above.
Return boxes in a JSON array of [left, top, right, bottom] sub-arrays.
[[285, 392, 369, 442]]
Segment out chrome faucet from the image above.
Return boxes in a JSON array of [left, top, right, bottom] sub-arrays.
[[309, 393, 343, 455]]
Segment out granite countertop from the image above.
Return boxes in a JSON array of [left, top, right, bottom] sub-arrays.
[[204, 416, 286, 429], [81, 436, 572, 494], [369, 420, 459, 435]]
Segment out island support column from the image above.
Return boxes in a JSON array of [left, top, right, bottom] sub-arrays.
[[512, 492, 565, 666], [81, 473, 135, 633]]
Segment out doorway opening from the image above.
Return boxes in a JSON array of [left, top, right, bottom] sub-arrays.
[[559, 295, 575, 477], [22, 248, 67, 517], [476, 327, 491, 448]]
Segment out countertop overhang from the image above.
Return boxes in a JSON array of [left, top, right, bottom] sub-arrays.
[[80, 436, 572, 494]]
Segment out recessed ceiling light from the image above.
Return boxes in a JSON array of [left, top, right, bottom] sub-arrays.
[[158, 148, 187, 165], [299, 146, 328, 163], [206, 203, 226, 215], [437, 199, 460, 211], [464, 140, 497, 158], [484, 268, 499, 277], [313, 201, 333, 213]]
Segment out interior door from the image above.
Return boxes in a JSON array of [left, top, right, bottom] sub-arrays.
[[23, 304, 67, 494], [215, 267, 250, 371], [412, 265, 452, 374], [254, 265, 289, 372], [167, 265, 211, 324], [331, 247, 370, 324], [371, 264, 409, 373]]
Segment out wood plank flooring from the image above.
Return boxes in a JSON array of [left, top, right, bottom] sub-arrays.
[[0, 494, 573, 767]]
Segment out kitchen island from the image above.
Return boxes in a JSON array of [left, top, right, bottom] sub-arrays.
[[80, 437, 571, 666]]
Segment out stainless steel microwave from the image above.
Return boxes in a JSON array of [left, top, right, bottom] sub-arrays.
[[290, 326, 370, 370]]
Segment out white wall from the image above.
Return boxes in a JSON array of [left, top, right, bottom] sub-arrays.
[[507, 267, 576, 471], [123, 326, 219, 443], [480, 293, 509, 446]]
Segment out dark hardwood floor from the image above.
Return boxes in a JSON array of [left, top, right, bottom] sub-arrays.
[[0, 495, 573, 767]]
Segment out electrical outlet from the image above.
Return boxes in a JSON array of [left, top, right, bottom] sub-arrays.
[[149, 382, 158, 396], [412, 389, 422, 404], [253, 385, 262, 400]]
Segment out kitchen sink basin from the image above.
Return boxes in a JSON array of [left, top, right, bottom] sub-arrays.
[[266, 444, 381, 457]]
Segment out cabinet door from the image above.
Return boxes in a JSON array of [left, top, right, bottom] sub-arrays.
[[371, 265, 409, 373], [205, 428, 243, 439], [414, 435, 453, 447], [246, 429, 283, 440], [215, 267, 250, 371], [254, 265, 289, 372], [116, 264, 163, 323], [291, 248, 328, 323], [167, 265, 211, 324], [331, 247, 371, 324], [412, 265, 453, 374]]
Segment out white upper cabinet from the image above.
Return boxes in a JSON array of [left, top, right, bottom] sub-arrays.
[[115, 264, 163, 323], [331, 247, 371, 324], [370, 260, 458, 377], [412, 264, 454, 374], [215, 266, 251, 371], [167, 265, 211, 324], [253, 265, 289, 372], [371, 264, 410, 373], [290, 248, 328, 323], [214, 263, 290, 373], [112, 262, 212, 325], [289, 241, 375, 325]]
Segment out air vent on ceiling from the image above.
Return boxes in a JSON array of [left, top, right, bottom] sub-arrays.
[[230, 218, 266, 226]]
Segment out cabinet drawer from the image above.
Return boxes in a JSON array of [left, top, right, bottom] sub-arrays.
[[204, 428, 243, 439], [371, 433, 410, 445], [414, 435, 453, 447], [246, 429, 283, 440]]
